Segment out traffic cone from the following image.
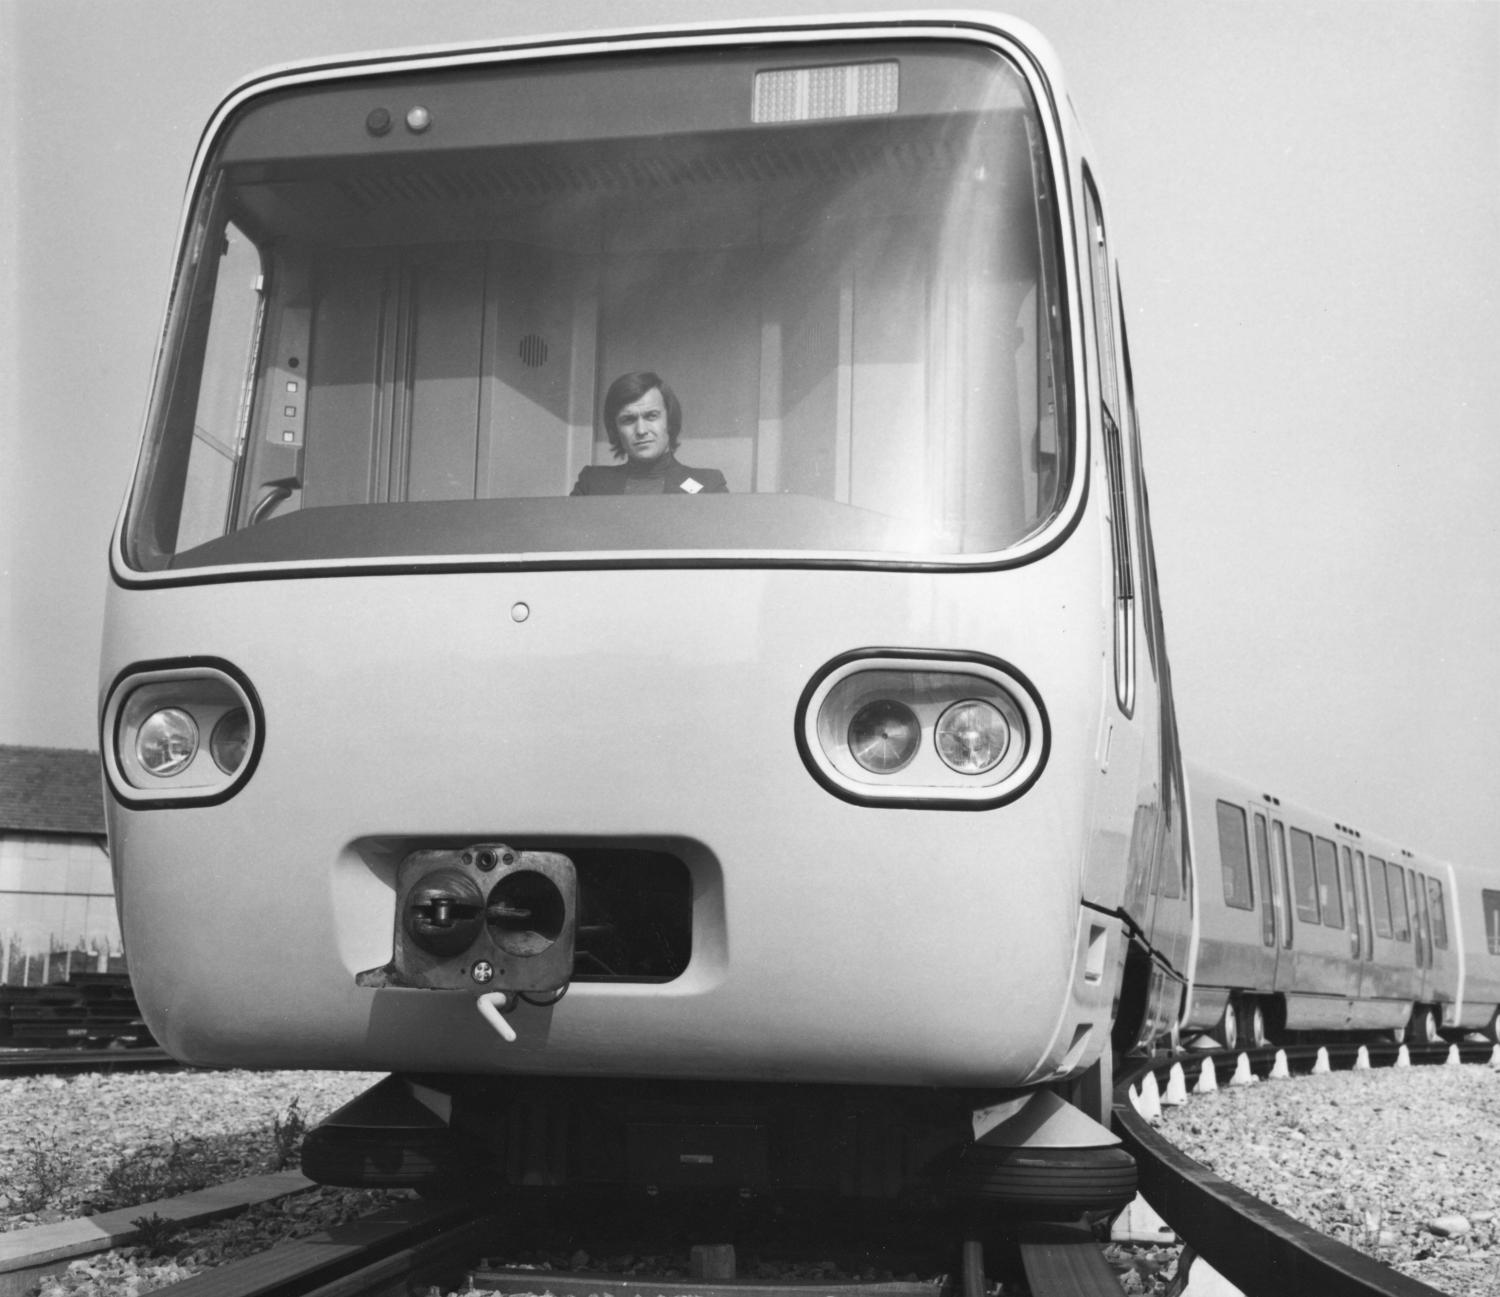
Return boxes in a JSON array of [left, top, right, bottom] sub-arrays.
[[1269, 1049, 1291, 1080], [1354, 1045, 1370, 1070], [1139, 1071, 1163, 1120], [1312, 1046, 1331, 1075], [1195, 1057, 1218, 1094], [1229, 1053, 1255, 1086], [1446, 1044, 1461, 1067], [1162, 1062, 1189, 1105], [1396, 1044, 1411, 1068], [1489, 1044, 1500, 1070]]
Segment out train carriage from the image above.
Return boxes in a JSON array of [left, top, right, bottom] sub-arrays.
[[99, 6, 1190, 1212], [1182, 764, 1484, 1048]]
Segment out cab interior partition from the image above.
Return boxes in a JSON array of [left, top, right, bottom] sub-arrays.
[[142, 39, 1069, 571]]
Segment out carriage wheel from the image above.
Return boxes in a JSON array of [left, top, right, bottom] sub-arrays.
[[1212, 1000, 1238, 1051], [1408, 1005, 1440, 1046], [1246, 1000, 1269, 1049]]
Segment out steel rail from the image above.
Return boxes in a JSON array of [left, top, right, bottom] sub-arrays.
[[158, 1217, 1129, 1297], [146, 1198, 491, 1296], [0, 1045, 181, 1076], [1014, 1221, 1128, 1296], [1113, 1040, 1496, 1297]]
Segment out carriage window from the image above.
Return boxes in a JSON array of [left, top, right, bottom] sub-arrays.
[[1485, 890, 1500, 956], [1314, 836, 1343, 928], [125, 40, 1075, 572], [1368, 857, 1392, 938], [173, 221, 264, 552], [1289, 828, 1319, 924], [1428, 877, 1449, 949], [1388, 862, 1411, 940], [1157, 830, 1182, 899], [1214, 801, 1253, 910], [1085, 176, 1133, 714]]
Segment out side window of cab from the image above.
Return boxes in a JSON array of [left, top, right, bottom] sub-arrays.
[[1083, 171, 1135, 715]]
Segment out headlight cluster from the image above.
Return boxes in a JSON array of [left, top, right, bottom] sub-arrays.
[[799, 652, 1047, 808], [102, 661, 261, 806]]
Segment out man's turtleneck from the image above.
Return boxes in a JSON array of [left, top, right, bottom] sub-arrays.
[[622, 451, 677, 494]]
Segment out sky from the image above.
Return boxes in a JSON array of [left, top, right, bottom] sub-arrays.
[[1, 0, 1496, 870]]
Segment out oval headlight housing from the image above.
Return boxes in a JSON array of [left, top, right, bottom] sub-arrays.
[[136, 708, 199, 776], [935, 700, 1010, 774], [848, 699, 921, 774], [102, 660, 262, 806], [798, 651, 1047, 808]]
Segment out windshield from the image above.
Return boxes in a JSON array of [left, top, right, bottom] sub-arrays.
[[124, 38, 1073, 572]]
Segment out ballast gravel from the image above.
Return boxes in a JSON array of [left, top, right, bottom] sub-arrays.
[[1155, 1059, 1500, 1296], [0, 1068, 383, 1231], [1, 1067, 397, 1296], [4, 1060, 1497, 1296]]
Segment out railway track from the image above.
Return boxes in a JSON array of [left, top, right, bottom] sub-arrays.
[[0, 1044, 179, 1076], [134, 1197, 492, 1296], [12, 1040, 1490, 1295], [133, 1211, 1128, 1297], [1115, 1038, 1497, 1296]]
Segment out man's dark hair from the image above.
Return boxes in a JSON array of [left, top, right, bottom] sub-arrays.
[[602, 371, 682, 459]]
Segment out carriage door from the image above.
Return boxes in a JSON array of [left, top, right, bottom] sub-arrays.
[[1253, 811, 1277, 948], [1270, 818, 1294, 992], [1352, 851, 1377, 1003], [1340, 847, 1365, 1026], [1411, 871, 1433, 1002]]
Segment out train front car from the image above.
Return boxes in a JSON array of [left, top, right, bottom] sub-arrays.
[[101, 11, 1178, 1214]]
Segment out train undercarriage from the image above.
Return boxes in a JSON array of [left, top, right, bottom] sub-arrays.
[[302, 1070, 1139, 1224]]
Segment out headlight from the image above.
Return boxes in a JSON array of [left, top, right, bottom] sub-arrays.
[[797, 650, 1047, 808], [136, 708, 199, 776], [101, 660, 262, 807], [848, 699, 921, 773], [935, 700, 1009, 774], [210, 707, 251, 773]]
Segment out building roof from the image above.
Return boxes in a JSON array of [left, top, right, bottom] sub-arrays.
[[0, 745, 107, 836]]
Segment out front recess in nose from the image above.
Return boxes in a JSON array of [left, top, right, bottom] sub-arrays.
[[357, 843, 577, 998]]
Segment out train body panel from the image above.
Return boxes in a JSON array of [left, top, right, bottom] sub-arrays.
[[1450, 862, 1500, 1033], [103, 552, 1137, 1086]]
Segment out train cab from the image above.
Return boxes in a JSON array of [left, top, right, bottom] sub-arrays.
[[99, 8, 1187, 1208]]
